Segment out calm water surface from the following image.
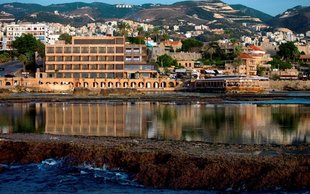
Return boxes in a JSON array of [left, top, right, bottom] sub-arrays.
[[0, 101, 309, 145]]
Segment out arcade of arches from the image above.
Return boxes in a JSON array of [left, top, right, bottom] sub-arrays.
[[0, 78, 182, 90]]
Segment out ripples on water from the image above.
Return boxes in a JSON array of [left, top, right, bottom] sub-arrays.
[[0, 159, 207, 193]]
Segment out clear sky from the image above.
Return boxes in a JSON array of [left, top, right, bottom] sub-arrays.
[[1, 0, 309, 16]]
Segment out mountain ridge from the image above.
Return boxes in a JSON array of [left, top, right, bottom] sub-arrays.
[[268, 6, 310, 33], [0, 1, 308, 33]]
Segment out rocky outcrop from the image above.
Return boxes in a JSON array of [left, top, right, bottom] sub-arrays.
[[0, 134, 309, 191]]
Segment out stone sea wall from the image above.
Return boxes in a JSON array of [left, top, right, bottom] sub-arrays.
[[270, 80, 310, 91], [0, 134, 309, 191]]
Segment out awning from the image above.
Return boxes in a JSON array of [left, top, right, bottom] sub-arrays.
[[205, 70, 216, 74], [175, 69, 187, 73]]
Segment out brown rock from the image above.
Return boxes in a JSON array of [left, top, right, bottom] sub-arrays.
[[0, 134, 309, 191]]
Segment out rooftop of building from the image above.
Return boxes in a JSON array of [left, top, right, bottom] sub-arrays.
[[300, 55, 310, 59], [239, 53, 253, 59]]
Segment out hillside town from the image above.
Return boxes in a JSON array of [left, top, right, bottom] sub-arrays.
[[0, 2, 310, 92], [0, 1, 310, 193]]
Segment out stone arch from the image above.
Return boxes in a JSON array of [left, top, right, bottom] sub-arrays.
[[5, 82, 11, 86], [146, 82, 151, 88], [123, 82, 128, 88], [169, 82, 175, 88], [161, 82, 167, 88], [68, 82, 74, 86], [108, 82, 113, 88], [46, 82, 51, 85], [130, 82, 136, 88], [53, 82, 58, 85], [93, 82, 98, 88], [76, 82, 81, 87], [100, 82, 105, 88], [83, 82, 88, 88], [153, 82, 159, 89], [116, 82, 121, 88], [38, 81, 43, 85], [138, 82, 144, 88]]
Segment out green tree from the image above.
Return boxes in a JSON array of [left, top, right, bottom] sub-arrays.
[[137, 26, 144, 36], [161, 33, 170, 41], [277, 42, 300, 62], [233, 44, 243, 58], [12, 34, 45, 71], [181, 38, 203, 52], [12, 34, 43, 55], [58, 33, 72, 44], [0, 52, 10, 63], [257, 66, 267, 76], [151, 27, 160, 43], [127, 37, 145, 44], [202, 42, 223, 60], [117, 21, 130, 36], [157, 54, 178, 67], [268, 57, 292, 70]]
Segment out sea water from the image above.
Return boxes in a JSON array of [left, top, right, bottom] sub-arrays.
[[0, 159, 208, 193]]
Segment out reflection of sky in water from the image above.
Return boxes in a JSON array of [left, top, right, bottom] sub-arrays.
[[0, 102, 309, 145]]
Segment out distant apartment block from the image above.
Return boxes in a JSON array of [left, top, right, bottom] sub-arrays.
[[5, 23, 48, 49]]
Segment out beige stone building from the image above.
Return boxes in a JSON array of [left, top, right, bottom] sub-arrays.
[[225, 45, 272, 77], [45, 36, 157, 80], [170, 52, 202, 69], [1, 36, 181, 90], [225, 53, 257, 76]]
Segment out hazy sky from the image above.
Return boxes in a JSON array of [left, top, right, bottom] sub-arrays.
[[1, 0, 309, 16]]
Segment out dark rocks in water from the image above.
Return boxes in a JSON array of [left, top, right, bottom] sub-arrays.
[[72, 88, 142, 96], [100, 88, 142, 96], [0, 166, 7, 172], [0, 134, 309, 191]]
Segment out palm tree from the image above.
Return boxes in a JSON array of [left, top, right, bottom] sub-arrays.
[[117, 21, 130, 36], [202, 42, 220, 61], [151, 27, 160, 43], [137, 26, 144, 36], [233, 44, 243, 58]]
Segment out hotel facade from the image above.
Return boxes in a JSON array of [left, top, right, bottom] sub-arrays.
[[0, 36, 180, 90]]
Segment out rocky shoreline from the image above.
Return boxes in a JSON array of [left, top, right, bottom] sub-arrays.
[[0, 91, 308, 104], [0, 134, 309, 191]]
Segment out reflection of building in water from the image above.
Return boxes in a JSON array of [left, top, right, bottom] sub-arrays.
[[171, 104, 309, 144], [42, 102, 306, 144], [44, 103, 152, 137], [1, 102, 309, 145], [0, 103, 44, 134], [231, 104, 309, 144]]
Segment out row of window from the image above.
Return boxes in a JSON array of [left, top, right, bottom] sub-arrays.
[[46, 64, 154, 71], [46, 46, 124, 54], [46, 64, 124, 70], [47, 72, 151, 79], [46, 56, 125, 62], [7, 27, 46, 31], [73, 38, 124, 45]]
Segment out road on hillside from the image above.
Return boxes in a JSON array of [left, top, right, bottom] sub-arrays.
[[0, 61, 23, 77]]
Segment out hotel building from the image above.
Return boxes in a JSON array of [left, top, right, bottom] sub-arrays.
[[45, 36, 157, 80]]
